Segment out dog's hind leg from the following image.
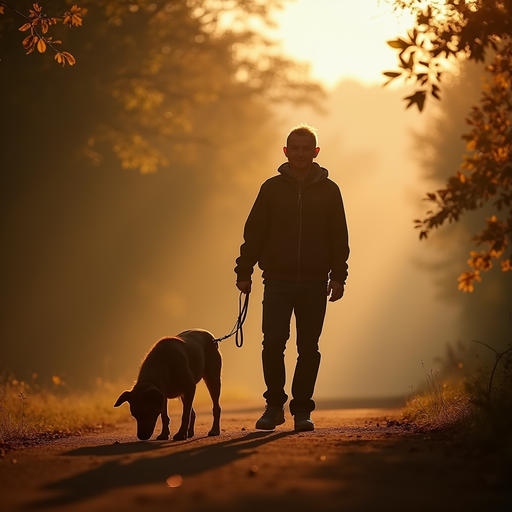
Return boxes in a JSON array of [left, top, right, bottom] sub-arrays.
[[173, 385, 195, 441], [157, 398, 170, 440]]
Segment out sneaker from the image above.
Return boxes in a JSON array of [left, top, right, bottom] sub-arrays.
[[294, 411, 314, 432], [255, 405, 286, 430]]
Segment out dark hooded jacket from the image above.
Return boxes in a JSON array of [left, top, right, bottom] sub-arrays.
[[235, 162, 349, 284]]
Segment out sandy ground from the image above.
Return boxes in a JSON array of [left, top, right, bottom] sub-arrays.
[[0, 403, 510, 512]]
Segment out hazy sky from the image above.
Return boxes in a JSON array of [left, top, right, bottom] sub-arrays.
[[267, 0, 414, 88], [0, 1, 468, 404]]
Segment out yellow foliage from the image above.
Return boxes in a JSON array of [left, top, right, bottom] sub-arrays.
[[494, 146, 509, 162], [493, 72, 510, 89], [457, 270, 481, 292], [466, 139, 476, 151]]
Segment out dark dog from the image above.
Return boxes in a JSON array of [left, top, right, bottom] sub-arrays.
[[114, 329, 221, 441]]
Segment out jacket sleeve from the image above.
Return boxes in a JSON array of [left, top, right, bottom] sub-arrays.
[[329, 185, 350, 284], [234, 185, 270, 282]]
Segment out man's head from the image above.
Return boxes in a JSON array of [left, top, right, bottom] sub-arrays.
[[285, 124, 318, 147], [283, 124, 320, 175]]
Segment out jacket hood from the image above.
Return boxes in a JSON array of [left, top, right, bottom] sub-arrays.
[[277, 162, 328, 185]]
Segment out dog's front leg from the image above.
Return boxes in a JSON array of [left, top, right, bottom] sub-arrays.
[[173, 386, 195, 441], [157, 398, 170, 440], [187, 407, 196, 438]]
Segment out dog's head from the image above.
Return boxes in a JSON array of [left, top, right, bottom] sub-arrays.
[[114, 386, 165, 440]]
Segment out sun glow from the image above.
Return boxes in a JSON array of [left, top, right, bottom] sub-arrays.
[[265, 0, 416, 89]]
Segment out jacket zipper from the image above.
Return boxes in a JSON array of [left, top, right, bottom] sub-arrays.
[[297, 182, 303, 281]]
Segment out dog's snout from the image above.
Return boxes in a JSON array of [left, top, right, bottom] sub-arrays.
[[136, 423, 156, 441], [137, 427, 154, 440]]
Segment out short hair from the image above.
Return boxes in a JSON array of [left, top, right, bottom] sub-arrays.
[[286, 124, 318, 147]]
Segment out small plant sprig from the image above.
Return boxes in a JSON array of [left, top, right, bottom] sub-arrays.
[[405, 361, 471, 427], [0, 387, 32, 442], [0, 1, 85, 66]]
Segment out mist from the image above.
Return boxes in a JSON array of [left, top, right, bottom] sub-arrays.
[[1, 71, 465, 402], [4, 2, 504, 405]]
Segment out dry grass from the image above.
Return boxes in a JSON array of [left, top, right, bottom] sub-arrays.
[[0, 372, 253, 446], [401, 341, 512, 480], [0, 374, 127, 444], [401, 364, 473, 428]]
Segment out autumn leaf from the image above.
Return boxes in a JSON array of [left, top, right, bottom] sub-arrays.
[[22, 34, 38, 54], [31, 3, 43, 14], [457, 271, 481, 292], [55, 52, 76, 66], [40, 17, 58, 34], [405, 90, 426, 111], [387, 38, 410, 51], [36, 38, 47, 53], [383, 71, 401, 78], [19, 23, 33, 32], [55, 51, 76, 66], [63, 5, 85, 27]]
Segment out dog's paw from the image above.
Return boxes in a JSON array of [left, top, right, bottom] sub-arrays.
[[156, 433, 169, 441], [208, 429, 220, 437], [173, 431, 187, 441]]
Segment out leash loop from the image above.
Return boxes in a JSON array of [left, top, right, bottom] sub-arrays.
[[213, 292, 249, 347]]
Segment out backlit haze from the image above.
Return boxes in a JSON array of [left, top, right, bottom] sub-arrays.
[[222, 0, 460, 401], [2, 0, 484, 405]]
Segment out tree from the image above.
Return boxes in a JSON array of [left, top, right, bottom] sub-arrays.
[[0, 0, 322, 386], [415, 61, 512, 353], [1, 1, 320, 173], [385, 0, 512, 291]]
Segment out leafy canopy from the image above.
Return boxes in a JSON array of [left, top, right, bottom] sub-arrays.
[[385, 0, 512, 291], [0, 1, 321, 174]]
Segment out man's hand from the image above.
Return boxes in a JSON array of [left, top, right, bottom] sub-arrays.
[[327, 280, 344, 302], [236, 280, 252, 294]]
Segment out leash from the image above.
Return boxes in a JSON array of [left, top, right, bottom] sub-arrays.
[[213, 292, 249, 348]]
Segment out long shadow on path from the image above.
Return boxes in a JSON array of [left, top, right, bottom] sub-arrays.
[[27, 431, 294, 509]]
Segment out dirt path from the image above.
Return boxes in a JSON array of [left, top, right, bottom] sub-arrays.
[[1, 405, 509, 512]]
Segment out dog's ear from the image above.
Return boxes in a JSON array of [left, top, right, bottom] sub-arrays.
[[114, 391, 132, 407], [144, 388, 165, 410]]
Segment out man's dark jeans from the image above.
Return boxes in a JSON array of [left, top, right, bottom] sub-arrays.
[[261, 280, 327, 415]]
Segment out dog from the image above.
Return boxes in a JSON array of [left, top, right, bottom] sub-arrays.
[[114, 329, 222, 441]]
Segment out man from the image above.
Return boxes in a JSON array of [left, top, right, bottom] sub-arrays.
[[235, 124, 349, 432]]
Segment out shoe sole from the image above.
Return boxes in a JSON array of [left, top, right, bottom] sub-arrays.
[[255, 416, 286, 430], [294, 422, 314, 432]]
